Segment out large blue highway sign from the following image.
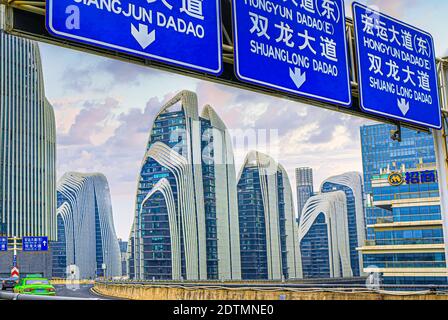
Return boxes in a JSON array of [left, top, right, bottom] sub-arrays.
[[23, 237, 49, 252], [353, 2, 441, 129], [0, 237, 7, 251], [46, 0, 223, 75], [232, 0, 351, 106]]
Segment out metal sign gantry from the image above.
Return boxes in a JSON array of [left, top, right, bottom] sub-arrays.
[[1, 0, 448, 133]]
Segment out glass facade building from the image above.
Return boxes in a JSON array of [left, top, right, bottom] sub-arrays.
[[360, 124, 446, 285], [128, 91, 241, 281], [298, 191, 352, 279], [52, 173, 122, 279], [0, 19, 56, 276], [237, 151, 300, 280], [321, 172, 365, 277], [295, 167, 314, 220], [118, 239, 128, 277], [360, 124, 435, 234], [0, 26, 56, 239]]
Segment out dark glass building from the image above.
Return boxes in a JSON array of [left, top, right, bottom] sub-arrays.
[[128, 91, 241, 281], [237, 151, 300, 280], [295, 167, 314, 220]]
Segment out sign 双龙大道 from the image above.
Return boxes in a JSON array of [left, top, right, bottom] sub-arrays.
[[232, 0, 352, 106]]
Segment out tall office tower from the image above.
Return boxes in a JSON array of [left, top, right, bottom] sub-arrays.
[[118, 239, 128, 277], [360, 124, 436, 235], [321, 172, 365, 277], [0, 22, 56, 277], [0, 25, 56, 239], [126, 227, 135, 279], [128, 91, 241, 281], [360, 124, 446, 285], [295, 167, 314, 220], [298, 192, 352, 279], [237, 151, 300, 280], [52, 173, 122, 279]]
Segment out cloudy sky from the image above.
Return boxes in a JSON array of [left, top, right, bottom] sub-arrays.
[[38, 0, 448, 239]]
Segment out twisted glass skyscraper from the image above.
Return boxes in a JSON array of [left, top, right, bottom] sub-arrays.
[[128, 91, 241, 281], [52, 173, 122, 279]]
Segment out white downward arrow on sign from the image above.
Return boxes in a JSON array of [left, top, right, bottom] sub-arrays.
[[289, 67, 306, 89], [131, 23, 155, 49], [397, 98, 410, 116]]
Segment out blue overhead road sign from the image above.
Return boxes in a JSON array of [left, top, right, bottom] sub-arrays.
[[232, 0, 351, 106], [0, 237, 7, 251], [47, 0, 223, 75], [23, 237, 49, 252], [353, 2, 441, 129]]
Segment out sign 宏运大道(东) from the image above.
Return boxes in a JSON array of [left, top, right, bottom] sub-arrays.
[[232, 0, 352, 106], [46, 0, 223, 75], [353, 2, 441, 129]]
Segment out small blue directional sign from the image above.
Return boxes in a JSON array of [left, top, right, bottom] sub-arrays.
[[0, 237, 7, 251], [232, 0, 351, 106], [353, 2, 441, 129], [47, 0, 222, 75], [22, 237, 49, 252]]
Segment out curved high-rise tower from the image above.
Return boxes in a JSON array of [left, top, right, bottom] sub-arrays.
[[128, 91, 241, 281], [298, 191, 353, 279], [0, 26, 56, 240], [321, 172, 365, 277], [237, 151, 300, 280], [52, 173, 122, 279]]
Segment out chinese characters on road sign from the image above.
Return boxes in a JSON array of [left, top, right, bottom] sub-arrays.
[[353, 2, 441, 129], [0, 237, 7, 251], [22, 236, 49, 252], [47, 0, 222, 75], [232, 0, 351, 106]]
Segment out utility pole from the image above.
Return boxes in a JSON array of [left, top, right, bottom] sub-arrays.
[[10, 236, 20, 278], [13, 236, 17, 267]]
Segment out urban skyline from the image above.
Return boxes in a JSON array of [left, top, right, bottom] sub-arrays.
[[0, 31, 440, 282], [1, 0, 448, 306], [38, 0, 448, 240]]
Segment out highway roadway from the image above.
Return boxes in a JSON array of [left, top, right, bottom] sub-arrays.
[[54, 284, 116, 300]]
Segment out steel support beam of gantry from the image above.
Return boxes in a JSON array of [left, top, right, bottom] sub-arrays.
[[3, 0, 448, 277], [0, 0, 446, 133]]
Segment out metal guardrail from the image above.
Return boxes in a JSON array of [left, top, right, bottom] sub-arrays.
[[95, 279, 448, 295]]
